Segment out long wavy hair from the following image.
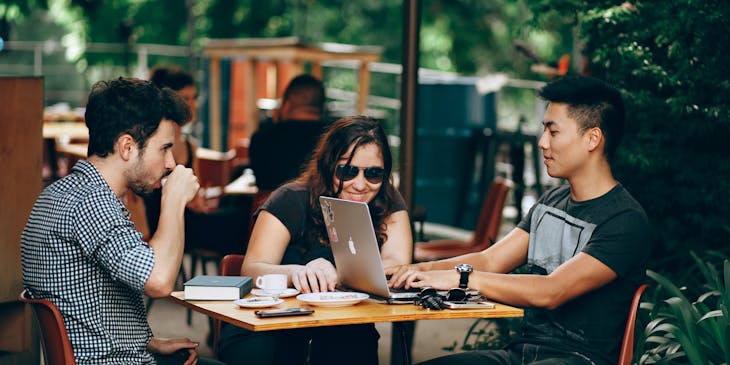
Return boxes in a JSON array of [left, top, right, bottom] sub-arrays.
[[297, 116, 400, 248]]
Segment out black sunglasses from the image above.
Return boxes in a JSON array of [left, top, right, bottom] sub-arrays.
[[418, 287, 469, 302], [335, 165, 385, 184], [414, 287, 483, 310]]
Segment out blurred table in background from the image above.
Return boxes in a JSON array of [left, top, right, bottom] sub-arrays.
[[43, 121, 89, 181]]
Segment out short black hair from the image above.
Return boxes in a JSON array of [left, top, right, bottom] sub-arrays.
[[85, 77, 166, 157], [282, 74, 326, 115], [539, 75, 625, 161]]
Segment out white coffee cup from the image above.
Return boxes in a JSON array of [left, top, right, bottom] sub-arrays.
[[256, 274, 287, 291]]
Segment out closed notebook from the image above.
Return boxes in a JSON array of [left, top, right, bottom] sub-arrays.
[[184, 275, 252, 300]]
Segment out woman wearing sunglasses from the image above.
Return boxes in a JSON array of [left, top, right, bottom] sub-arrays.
[[217, 115, 412, 365]]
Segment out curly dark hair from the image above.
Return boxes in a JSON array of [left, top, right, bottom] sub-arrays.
[[298, 116, 400, 248], [85, 77, 163, 157]]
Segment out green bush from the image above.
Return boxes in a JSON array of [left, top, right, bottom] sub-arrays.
[[526, 0, 730, 281], [638, 252, 730, 364], [448, 317, 521, 352]]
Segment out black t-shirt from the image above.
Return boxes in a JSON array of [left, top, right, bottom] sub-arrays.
[[257, 182, 408, 266], [248, 119, 327, 191], [515, 183, 651, 365]]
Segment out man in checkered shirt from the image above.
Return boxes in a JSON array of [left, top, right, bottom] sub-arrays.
[[22, 77, 223, 364]]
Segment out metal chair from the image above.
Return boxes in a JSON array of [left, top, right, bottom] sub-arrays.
[[618, 284, 648, 365], [414, 178, 512, 261], [19, 289, 76, 365]]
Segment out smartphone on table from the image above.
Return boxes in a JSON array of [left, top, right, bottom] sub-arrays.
[[443, 301, 495, 310], [255, 307, 315, 318]]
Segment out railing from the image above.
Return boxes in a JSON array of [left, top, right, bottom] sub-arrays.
[[1, 40, 544, 131], [3, 40, 551, 229]]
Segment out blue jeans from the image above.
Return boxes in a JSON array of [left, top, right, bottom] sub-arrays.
[[418, 343, 596, 365]]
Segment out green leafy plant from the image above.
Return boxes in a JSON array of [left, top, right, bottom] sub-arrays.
[[443, 317, 521, 353], [637, 252, 730, 364]]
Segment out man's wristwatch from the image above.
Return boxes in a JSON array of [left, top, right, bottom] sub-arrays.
[[455, 264, 473, 289]]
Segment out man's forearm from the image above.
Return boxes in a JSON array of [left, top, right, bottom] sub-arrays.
[[145, 198, 186, 296]]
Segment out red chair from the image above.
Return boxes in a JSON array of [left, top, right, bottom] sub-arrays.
[[618, 284, 648, 365], [19, 289, 76, 365], [212, 254, 246, 355], [414, 178, 512, 261]]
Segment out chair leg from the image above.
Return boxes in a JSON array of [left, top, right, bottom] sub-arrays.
[[186, 253, 199, 326], [201, 257, 208, 276], [178, 255, 189, 288]]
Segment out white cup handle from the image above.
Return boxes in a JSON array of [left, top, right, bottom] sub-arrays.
[[256, 276, 264, 288]]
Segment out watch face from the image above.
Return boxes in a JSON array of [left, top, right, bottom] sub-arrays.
[[455, 264, 473, 273]]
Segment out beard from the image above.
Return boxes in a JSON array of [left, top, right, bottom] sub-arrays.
[[129, 179, 154, 198], [127, 155, 167, 198]]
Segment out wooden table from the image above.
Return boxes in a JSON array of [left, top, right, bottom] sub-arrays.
[[43, 121, 89, 141], [168, 291, 522, 332], [56, 143, 88, 158], [43, 122, 89, 180]]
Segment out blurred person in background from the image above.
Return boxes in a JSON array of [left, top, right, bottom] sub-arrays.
[[248, 74, 329, 192]]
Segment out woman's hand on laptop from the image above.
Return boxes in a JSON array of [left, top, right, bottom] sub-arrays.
[[291, 258, 338, 293], [385, 263, 424, 289]]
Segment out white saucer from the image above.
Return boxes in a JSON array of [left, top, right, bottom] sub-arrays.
[[234, 297, 284, 308], [251, 288, 300, 298], [296, 292, 369, 307]]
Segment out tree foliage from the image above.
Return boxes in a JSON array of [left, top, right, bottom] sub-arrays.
[[11, 2, 726, 268], [527, 0, 730, 276], [0, 0, 48, 39]]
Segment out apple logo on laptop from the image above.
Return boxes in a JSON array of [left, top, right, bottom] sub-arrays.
[[348, 236, 357, 255]]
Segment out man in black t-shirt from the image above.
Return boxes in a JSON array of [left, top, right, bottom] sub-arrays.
[[386, 76, 651, 365], [249, 74, 328, 191]]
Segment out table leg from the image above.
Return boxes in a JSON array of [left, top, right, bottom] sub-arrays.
[[391, 321, 415, 365]]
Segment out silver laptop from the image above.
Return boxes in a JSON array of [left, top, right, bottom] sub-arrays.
[[319, 196, 420, 300]]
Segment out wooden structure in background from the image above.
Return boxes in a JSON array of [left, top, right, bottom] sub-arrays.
[[0, 77, 43, 364], [202, 37, 382, 150]]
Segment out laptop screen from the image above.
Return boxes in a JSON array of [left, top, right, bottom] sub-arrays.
[[320, 196, 412, 299]]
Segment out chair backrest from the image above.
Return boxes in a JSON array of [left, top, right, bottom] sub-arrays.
[[617, 284, 648, 365], [213, 254, 246, 354], [19, 290, 76, 365], [470, 178, 511, 249], [220, 254, 246, 277]]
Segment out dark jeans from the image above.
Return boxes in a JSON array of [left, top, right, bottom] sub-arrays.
[[154, 353, 226, 365], [418, 343, 595, 365], [218, 322, 380, 365]]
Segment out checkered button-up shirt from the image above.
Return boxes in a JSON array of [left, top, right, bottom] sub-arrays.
[[21, 160, 156, 364]]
